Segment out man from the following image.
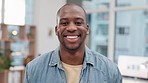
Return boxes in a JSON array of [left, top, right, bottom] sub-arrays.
[[24, 4, 122, 83]]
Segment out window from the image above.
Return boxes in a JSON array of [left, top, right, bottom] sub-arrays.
[[82, 0, 110, 10], [117, 26, 129, 35], [82, 0, 148, 62], [0, 0, 33, 25], [4, 0, 25, 25], [116, 0, 148, 7], [0, 0, 2, 23], [88, 12, 109, 57]]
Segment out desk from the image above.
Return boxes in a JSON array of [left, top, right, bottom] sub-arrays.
[[123, 76, 148, 83]]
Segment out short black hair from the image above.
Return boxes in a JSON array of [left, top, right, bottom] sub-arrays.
[[56, 4, 87, 24]]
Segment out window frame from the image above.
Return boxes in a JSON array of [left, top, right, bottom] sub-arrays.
[[84, 0, 148, 61]]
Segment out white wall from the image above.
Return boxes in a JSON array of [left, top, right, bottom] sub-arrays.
[[33, 0, 66, 56]]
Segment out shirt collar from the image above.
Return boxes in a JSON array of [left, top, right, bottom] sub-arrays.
[[83, 46, 95, 67], [49, 46, 95, 67], [49, 47, 61, 67]]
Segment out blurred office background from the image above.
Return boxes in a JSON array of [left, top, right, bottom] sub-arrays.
[[0, 0, 148, 83]]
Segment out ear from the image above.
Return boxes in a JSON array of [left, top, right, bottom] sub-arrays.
[[86, 24, 90, 35], [55, 26, 58, 36]]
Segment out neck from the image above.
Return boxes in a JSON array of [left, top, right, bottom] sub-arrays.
[[59, 46, 85, 65]]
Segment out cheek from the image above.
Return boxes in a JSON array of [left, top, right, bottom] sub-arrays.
[[57, 27, 66, 35], [83, 28, 89, 35], [56, 28, 61, 35]]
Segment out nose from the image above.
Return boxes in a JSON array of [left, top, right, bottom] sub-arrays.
[[66, 22, 77, 32]]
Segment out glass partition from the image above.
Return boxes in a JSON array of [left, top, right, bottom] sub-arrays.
[[82, 0, 110, 10], [116, 0, 148, 7], [25, 0, 34, 25], [115, 10, 148, 62], [88, 12, 109, 56]]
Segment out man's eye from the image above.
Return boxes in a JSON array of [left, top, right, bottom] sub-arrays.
[[60, 22, 68, 26], [75, 22, 83, 26]]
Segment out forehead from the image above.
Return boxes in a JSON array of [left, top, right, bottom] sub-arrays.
[[58, 5, 86, 20]]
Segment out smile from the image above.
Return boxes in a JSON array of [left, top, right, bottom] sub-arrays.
[[64, 35, 80, 43], [66, 36, 79, 39]]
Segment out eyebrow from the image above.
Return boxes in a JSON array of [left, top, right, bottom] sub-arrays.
[[59, 18, 68, 21], [60, 17, 84, 21], [75, 18, 84, 21]]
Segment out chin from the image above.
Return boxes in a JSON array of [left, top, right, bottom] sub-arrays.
[[65, 45, 80, 51]]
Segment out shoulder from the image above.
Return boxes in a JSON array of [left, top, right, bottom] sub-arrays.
[[24, 49, 59, 82], [26, 50, 55, 72], [90, 50, 118, 71], [86, 48, 113, 67], [89, 50, 122, 82]]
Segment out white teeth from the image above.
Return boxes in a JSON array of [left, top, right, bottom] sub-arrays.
[[66, 36, 78, 39]]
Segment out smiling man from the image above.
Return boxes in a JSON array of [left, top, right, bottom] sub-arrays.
[[56, 4, 89, 51], [24, 4, 122, 83]]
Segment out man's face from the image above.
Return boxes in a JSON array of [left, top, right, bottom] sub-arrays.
[[55, 5, 89, 51]]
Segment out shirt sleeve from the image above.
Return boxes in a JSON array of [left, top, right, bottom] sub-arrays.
[[114, 66, 123, 83], [24, 65, 29, 83]]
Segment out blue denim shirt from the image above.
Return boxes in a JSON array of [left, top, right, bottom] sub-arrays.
[[24, 47, 122, 83]]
